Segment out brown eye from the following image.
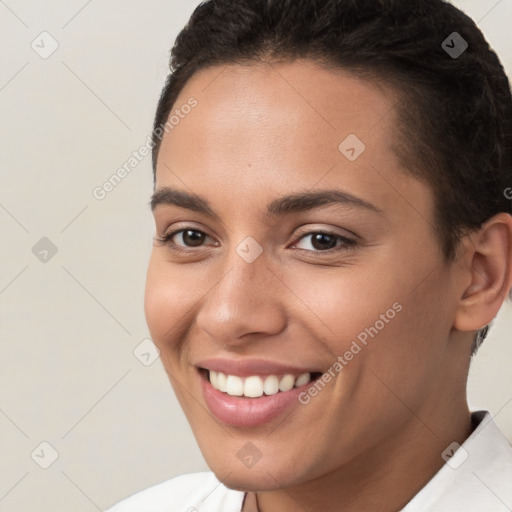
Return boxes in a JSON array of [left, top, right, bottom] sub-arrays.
[[309, 233, 338, 251], [293, 231, 356, 252], [156, 228, 213, 249], [177, 229, 206, 247]]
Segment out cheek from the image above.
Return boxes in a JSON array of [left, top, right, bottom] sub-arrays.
[[144, 257, 198, 349], [144, 264, 172, 344], [283, 248, 452, 385], [352, 266, 456, 415], [283, 263, 402, 346]]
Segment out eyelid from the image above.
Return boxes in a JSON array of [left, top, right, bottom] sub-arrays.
[[156, 219, 212, 240], [292, 224, 358, 241]]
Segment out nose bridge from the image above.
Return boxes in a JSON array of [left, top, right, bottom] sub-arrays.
[[196, 244, 286, 343], [215, 232, 276, 302]]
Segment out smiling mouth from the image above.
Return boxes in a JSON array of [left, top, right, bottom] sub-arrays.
[[200, 369, 323, 398]]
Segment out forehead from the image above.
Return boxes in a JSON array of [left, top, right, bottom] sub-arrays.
[[158, 60, 397, 172], [155, 60, 431, 224]]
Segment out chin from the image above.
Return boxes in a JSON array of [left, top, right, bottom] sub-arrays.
[[207, 458, 310, 492], [214, 469, 286, 492]]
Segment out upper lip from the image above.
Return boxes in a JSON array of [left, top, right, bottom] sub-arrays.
[[196, 358, 321, 377]]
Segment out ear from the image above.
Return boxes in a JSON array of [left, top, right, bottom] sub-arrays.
[[454, 213, 512, 333]]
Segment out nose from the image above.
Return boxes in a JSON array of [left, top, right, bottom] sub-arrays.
[[195, 251, 287, 346]]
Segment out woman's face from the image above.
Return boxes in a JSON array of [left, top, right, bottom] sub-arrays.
[[145, 60, 467, 490]]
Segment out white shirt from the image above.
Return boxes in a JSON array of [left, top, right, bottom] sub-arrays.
[[105, 410, 512, 512]]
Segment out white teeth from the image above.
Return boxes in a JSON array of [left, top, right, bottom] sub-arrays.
[[244, 376, 264, 398], [279, 374, 295, 392], [263, 375, 279, 395], [208, 371, 313, 398], [216, 371, 227, 392], [226, 375, 244, 396], [295, 372, 310, 387]]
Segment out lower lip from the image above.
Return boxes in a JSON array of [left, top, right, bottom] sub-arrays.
[[199, 371, 314, 428]]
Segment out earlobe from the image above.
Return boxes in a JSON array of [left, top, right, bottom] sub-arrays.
[[454, 213, 512, 333]]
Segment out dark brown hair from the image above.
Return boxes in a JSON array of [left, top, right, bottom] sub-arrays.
[[151, 0, 512, 351]]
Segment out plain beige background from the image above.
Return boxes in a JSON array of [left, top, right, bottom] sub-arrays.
[[0, 1, 511, 510]]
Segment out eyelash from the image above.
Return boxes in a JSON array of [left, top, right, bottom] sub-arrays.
[[155, 227, 357, 255]]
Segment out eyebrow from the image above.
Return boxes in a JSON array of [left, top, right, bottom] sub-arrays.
[[149, 187, 382, 218]]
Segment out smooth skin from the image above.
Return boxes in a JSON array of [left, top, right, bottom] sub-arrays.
[[144, 60, 512, 512]]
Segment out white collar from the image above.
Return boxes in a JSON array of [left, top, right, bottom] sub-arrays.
[[400, 410, 512, 511]]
